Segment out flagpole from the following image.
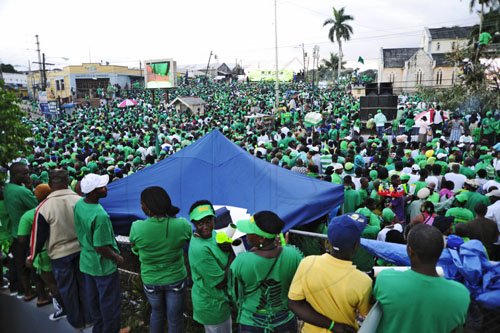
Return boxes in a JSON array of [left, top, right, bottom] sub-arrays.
[[273, 0, 279, 115]]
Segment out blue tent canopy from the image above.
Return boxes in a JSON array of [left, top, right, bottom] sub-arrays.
[[101, 130, 343, 235]]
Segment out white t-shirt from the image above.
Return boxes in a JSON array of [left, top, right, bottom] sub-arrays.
[[485, 201, 500, 243], [444, 172, 467, 192], [377, 224, 404, 242], [426, 176, 440, 190]]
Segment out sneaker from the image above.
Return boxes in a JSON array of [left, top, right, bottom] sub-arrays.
[[9, 290, 18, 297], [49, 310, 67, 321], [16, 293, 25, 299]]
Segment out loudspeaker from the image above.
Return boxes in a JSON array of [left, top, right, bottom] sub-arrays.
[[359, 94, 398, 121], [365, 83, 378, 96], [378, 95, 398, 108], [360, 96, 379, 108], [379, 82, 393, 95]]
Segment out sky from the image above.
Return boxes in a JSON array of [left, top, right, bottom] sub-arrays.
[[0, 0, 480, 72]]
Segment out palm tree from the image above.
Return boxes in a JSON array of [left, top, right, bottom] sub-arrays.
[[321, 53, 346, 72], [465, 0, 499, 34], [323, 6, 354, 80]]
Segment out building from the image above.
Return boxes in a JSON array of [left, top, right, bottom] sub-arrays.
[[2, 72, 29, 97], [168, 96, 206, 115], [379, 25, 476, 93], [27, 63, 142, 103]]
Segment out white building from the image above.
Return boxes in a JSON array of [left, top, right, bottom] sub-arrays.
[[379, 25, 475, 93]]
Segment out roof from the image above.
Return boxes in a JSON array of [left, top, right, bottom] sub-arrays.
[[217, 63, 232, 75], [168, 96, 205, 108], [382, 48, 421, 68], [431, 53, 453, 67], [428, 26, 475, 40]]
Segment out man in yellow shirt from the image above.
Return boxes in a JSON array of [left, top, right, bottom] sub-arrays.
[[288, 213, 372, 332]]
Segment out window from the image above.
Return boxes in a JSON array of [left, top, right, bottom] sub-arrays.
[[452, 42, 456, 50], [436, 42, 440, 51], [416, 69, 423, 85], [56, 80, 60, 91], [389, 72, 395, 83], [436, 70, 443, 85], [61, 79, 65, 90]]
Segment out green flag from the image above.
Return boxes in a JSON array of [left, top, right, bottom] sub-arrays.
[[358, 56, 364, 64], [155, 132, 161, 156]]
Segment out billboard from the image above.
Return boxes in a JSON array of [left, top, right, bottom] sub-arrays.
[[144, 58, 177, 89], [248, 69, 294, 82]]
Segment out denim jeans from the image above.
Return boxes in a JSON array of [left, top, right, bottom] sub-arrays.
[[51, 251, 88, 328], [238, 317, 297, 333], [143, 278, 186, 333], [84, 270, 121, 333]]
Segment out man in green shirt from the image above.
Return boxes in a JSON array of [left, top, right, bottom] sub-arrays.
[[188, 201, 231, 332], [374, 224, 470, 333], [445, 194, 474, 227], [75, 173, 123, 333], [3, 162, 38, 298]]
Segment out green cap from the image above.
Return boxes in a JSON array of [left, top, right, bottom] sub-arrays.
[[382, 208, 395, 223], [236, 216, 276, 239], [189, 204, 215, 222], [400, 174, 410, 181], [456, 194, 468, 203]]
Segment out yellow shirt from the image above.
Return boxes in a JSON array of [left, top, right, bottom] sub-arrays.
[[288, 254, 372, 332]]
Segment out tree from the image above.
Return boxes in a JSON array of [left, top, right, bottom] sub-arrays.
[[0, 80, 31, 177], [323, 6, 354, 80], [321, 53, 346, 72], [0, 63, 18, 74], [464, 0, 499, 35]]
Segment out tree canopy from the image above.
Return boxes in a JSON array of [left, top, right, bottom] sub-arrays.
[[0, 80, 31, 174]]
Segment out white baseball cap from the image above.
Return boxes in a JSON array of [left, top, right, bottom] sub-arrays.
[[81, 174, 109, 194], [411, 164, 420, 171]]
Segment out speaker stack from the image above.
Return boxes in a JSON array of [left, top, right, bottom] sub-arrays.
[[359, 82, 397, 121]]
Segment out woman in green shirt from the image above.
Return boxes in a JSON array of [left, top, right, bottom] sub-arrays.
[[229, 211, 302, 333], [188, 200, 232, 332], [129, 187, 192, 333]]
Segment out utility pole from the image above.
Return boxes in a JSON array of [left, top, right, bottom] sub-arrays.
[[273, 0, 279, 114], [301, 43, 307, 83], [139, 60, 143, 87], [32, 54, 54, 91], [35, 35, 43, 94], [205, 51, 213, 82]]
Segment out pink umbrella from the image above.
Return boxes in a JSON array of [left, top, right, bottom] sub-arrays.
[[118, 99, 138, 108]]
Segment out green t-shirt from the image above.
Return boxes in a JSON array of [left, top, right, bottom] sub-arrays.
[[229, 246, 303, 329], [331, 173, 342, 185], [74, 199, 119, 276], [17, 208, 35, 236], [18, 208, 51, 273], [413, 181, 428, 196], [129, 216, 192, 285], [3, 183, 38, 238], [344, 188, 361, 213], [464, 192, 489, 217], [0, 201, 12, 244], [374, 269, 470, 333], [188, 232, 231, 325], [445, 207, 474, 225], [459, 166, 475, 179]]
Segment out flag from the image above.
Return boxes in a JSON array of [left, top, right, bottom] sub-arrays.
[[155, 131, 161, 156], [358, 56, 365, 64]]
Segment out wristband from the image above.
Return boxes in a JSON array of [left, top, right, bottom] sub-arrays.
[[328, 320, 335, 331]]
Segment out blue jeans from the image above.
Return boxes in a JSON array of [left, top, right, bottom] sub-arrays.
[[84, 271, 121, 333], [238, 317, 297, 333], [51, 251, 88, 328], [143, 278, 186, 333], [376, 126, 384, 138]]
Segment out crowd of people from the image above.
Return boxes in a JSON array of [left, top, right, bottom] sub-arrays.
[[0, 80, 499, 332]]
